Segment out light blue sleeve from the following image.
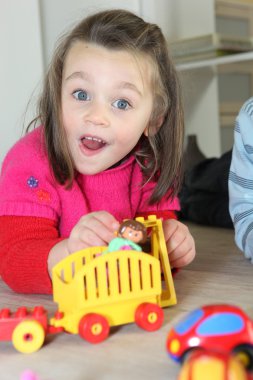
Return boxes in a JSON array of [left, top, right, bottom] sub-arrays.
[[229, 97, 253, 262]]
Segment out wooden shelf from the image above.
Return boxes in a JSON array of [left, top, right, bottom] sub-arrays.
[[176, 50, 253, 71]]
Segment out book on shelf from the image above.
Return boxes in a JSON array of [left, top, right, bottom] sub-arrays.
[[219, 102, 242, 128], [173, 50, 235, 63], [219, 102, 243, 114], [170, 33, 253, 63], [220, 114, 237, 127]]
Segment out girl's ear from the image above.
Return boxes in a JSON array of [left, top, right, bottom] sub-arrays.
[[144, 115, 164, 137]]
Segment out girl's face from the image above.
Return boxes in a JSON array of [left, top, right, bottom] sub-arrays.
[[61, 41, 157, 175]]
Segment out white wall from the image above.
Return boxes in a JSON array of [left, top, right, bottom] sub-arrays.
[[143, 0, 215, 40], [40, 0, 142, 66], [0, 0, 44, 164], [173, 0, 221, 157], [144, 0, 221, 157]]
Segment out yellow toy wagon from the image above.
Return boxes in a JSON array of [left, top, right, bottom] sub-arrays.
[[50, 215, 177, 343]]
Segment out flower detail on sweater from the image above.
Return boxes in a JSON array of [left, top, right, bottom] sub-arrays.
[[36, 189, 51, 203], [27, 176, 39, 188]]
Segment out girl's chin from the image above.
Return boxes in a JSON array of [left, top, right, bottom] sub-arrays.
[[77, 167, 103, 175], [75, 162, 109, 175]]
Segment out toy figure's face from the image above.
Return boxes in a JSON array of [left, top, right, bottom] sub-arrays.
[[120, 226, 143, 243], [61, 41, 158, 175]]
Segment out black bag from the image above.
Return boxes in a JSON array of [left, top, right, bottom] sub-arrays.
[[179, 150, 233, 228]]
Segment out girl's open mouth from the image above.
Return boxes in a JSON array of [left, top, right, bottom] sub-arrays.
[[81, 136, 107, 151]]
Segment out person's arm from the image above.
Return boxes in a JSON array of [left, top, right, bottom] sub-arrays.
[[229, 97, 253, 262], [0, 216, 64, 293]]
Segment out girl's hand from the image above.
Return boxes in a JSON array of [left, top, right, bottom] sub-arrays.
[[163, 219, 196, 268], [48, 211, 120, 278], [67, 211, 120, 253]]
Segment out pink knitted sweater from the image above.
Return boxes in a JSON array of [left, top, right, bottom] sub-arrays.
[[0, 126, 179, 234], [0, 126, 179, 293]]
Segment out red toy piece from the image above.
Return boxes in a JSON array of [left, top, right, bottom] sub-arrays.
[[0, 306, 49, 354], [166, 304, 253, 370], [0, 306, 63, 354]]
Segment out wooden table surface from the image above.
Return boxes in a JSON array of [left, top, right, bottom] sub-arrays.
[[1, 223, 252, 380]]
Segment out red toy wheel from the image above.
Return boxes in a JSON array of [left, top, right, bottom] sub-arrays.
[[78, 313, 110, 344], [135, 303, 164, 331]]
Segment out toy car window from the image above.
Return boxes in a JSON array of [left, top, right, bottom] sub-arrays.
[[175, 309, 204, 335], [197, 313, 244, 336]]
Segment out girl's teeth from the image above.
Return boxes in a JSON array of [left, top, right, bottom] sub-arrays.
[[81, 137, 106, 150]]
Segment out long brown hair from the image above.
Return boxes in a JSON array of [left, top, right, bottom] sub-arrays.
[[29, 9, 184, 204]]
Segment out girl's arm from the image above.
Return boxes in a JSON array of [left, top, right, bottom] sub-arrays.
[[0, 216, 64, 294], [0, 212, 119, 293]]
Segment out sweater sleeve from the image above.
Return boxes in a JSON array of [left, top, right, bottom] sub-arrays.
[[0, 128, 61, 221], [229, 97, 253, 262], [0, 216, 64, 294]]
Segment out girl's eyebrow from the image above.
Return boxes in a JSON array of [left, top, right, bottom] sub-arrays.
[[64, 71, 92, 82], [64, 72, 142, 96], [117, 81, 142, 96]]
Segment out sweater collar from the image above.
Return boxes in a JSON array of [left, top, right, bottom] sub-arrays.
[[76, 154, 136, 190]]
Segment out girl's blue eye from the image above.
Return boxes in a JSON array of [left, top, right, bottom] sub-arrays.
[[113, 99, 130, 110], [73, 90, 89, 101]]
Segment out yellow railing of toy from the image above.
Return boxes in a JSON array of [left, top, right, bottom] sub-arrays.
[[52, 249, 161, 315], [135, 216, 177, 307]]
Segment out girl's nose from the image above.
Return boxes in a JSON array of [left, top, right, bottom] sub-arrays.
[[84, 101, 110, 127]]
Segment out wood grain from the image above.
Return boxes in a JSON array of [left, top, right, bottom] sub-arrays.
[[0, 222, 252, 380]]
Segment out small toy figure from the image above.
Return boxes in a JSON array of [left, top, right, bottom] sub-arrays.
[[104, 219, 147, 254]]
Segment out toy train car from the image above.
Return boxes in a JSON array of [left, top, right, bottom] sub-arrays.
[[0, 216, 176, 353]]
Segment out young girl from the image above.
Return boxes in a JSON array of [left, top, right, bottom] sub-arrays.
[[0, 9, 195, 294]]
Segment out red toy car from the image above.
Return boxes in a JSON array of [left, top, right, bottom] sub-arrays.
[[166, 304, 253, 370]]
